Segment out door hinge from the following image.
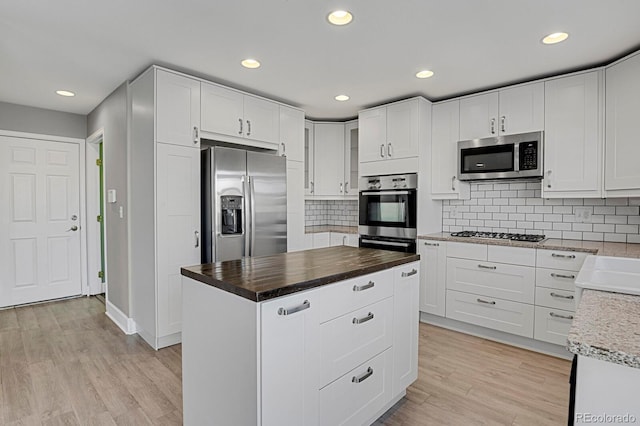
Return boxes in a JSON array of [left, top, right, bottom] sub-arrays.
[[97, 215, 103, 223], [96, 159, 102, 166], [98, 271, 104, 279]]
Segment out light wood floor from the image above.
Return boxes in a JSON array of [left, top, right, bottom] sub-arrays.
[[0, 296, 571, 425]]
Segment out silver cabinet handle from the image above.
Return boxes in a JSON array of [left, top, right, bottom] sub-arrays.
[[281, 142, 286, 157], [340, 182, 343, 193], [238, 118, 243, 135], [310, 181, 314, 194], [549, 312, 574, 320], [551, 253, 576, 259], [546, 170, 552, 189], [193, 126, 199, 144], [352, 367, 373, 383], [477, 298, 496, 305], [500, 116, 506, 133], [550, 292, 574, 300], [278, 300, 310, 316], [353, 281, 375, 292], [550, 272, 576, 280], [352, 312, 374, 325], [194, 230, 200, 248], [66, 225, 79, 232], [380, 144, 385, 158], [490, 118, 496, 134], [246, 120, 251, 136], [478, 264, 497, 270], [401, 269, 418, 277], [451, 176, 456, 191], [387, 142, 393, 157], [424, 242, 440, 247], [345, 182, 349, 194]]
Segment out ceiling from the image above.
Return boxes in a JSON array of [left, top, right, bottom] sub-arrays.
[[1, 1, 640, 120]]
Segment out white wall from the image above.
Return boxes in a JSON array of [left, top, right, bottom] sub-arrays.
[[0, 101, 86, 138]]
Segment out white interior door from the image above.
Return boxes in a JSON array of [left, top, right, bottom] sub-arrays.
[[0, 136, 82, 308]]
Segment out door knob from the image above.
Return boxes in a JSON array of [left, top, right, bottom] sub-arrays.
[[67, 225, 78, 232]]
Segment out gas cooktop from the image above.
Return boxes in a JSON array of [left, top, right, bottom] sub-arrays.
[[450, 231, 546, 243]]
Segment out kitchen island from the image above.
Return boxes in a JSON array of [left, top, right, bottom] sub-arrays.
[[180, 246, 420, 426]]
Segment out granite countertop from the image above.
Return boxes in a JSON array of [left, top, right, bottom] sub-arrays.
[[181, 246, 419, 302], [567, 289, 640, 369], [418, 232, 640, 257], [305, 225, 358, 234]]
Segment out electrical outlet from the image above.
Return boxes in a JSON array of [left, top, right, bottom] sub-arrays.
[[574, 207, 592, 223], [450, 206, 459, 219]]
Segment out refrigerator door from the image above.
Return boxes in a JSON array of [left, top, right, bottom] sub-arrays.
[[213, 147, 247, 261], [247, 151, 287, 256]]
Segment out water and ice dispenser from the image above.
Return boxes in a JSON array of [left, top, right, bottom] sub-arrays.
[[220, 195, 243, 235]]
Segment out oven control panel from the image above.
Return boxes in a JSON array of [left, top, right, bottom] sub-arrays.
[[360, 173, 417, 191]]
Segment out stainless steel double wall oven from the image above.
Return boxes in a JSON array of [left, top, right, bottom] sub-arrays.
[[358, 174, 417, 253]]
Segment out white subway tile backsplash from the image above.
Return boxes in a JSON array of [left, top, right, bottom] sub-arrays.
[[590, 215, 605, 224], [517, 221, 534, 229], [593, 224, 615, 233], [501, 206, 517, 213], [553, 222, 572, 231], [606, 198, 629, 206], [629, 198, 640, 206], [616, 224, 639, 234], [478, 213, 492, 220], [494, 183, 510, 190], [526, 182, 542, 190], [509, 183, 527, 190], [470, 206, 485, 213], [594, 206, 615, 215], [629, 216, 640, 225], [305, 200, 358, 227], [486, 190, 501, 198], [627, 234, 640, 243], [478, 199, 493, 205], [535, 222, 552, 230], [500, 220, 516, 228], [563, 198, 584, 206], [471, 191, 486, 199], [525, 213, 543, 222], [494, 198, 509, 206], [605, 233, 627, 242], [510, 213, 525, 221], [605, 215, 627, 224], [518, 190, 535, 198], [509, 198, 526, 206], [573, 223, 593, 232], [583, 232, 604, 241], [478, 184, 494, 191], [500, 190, 517, 198], [485, 206, 500, 213], [617, 206, 640, 216], [563, 231, 583, 240], [553, 206, 573, 214], [544, 214, 563, 222], [517, 206, 535, 214], [526, 198, 544, 206], [544, 199, 564, 206]]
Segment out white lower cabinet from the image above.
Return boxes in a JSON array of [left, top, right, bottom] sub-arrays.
[[418, 240, 446, 316], [533, 306, 574, 346]]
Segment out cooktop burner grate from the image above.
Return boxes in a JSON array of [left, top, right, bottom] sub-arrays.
[[450, 231, 546, 243]]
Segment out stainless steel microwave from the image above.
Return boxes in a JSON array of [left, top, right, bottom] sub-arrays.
[[457, 131, 543, 181]]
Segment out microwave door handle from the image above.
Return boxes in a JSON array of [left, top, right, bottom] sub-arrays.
[[514, 143, 520, 172], [361, 190, 411, 196]]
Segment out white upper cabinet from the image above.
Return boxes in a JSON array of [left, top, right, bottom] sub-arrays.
[[431, 100, 468, 199], [313, 123, 345, 196], [459, 82, 544, 140], [543, 71, 602, 198], [279, 106, 305, 162], [359, 99, 420, 163], [343, 120, 359, 196], [304, 121, 315, 196], [156, 70, 201, 147], [201, 82, 279, 145], [605, 52, 640, 196]]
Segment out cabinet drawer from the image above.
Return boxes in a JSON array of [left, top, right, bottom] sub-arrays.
[[447, 242, 487, 261], [534, 306, 574, 346], [319, 269, 394, 323], [446, 258, 535, 303], [536, 249, 589, 271], [446, 290, 534, 338], [535, 267, 577, 292], [320, 297, 393, 387], [488, 245, 536, 266], [535, 287, 576, 312], [319, 348, 392, 426]]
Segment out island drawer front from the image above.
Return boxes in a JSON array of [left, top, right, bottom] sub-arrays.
[[535, 287, 576, 312], [536, 249, 588, 271], [535, 268, 577, 292], [488, 245, 536, 266], [319, 348, 392, 426], [446, 242, 487, 261], [446, 258, 535, 303], [320, 297, 393, 388], [534, 306, 574, 346], [319, 269, 394, 323], [445, 290, 534, 338]]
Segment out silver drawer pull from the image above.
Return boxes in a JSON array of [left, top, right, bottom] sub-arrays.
[[277, 300, 310, 316], [550, 272, 576, 280], [476, 298, 496, 305], [550, 292, 574, 300], [549, 312, 574, 320], [352, 367, 373, 383], [424, 242, 440, 247], [353, 281, 375, 292], [401, 269, 418, 277], [551, 253, 576, 259], [478, 264, 497, 270], [353, 312, 374, 325]]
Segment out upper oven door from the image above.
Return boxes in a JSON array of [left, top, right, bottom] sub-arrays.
[[359, 189, 417, 230]]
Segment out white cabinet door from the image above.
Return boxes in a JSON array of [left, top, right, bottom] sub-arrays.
[[304, 121, 315, 196], [287, 160, 305, 252], [344, 120, 359, 195], [392, 262, 419, 396], [418, 240, 446, 316], [244, 95, 280, 144], [156, 143, 200, 338], [459, 92, 499, 140], [280, 106, 305, 162], [156, 70, 201, 147], [201, 83, 244, 137], [359, 107, 387, 162], [605, 52, 640, 194], [386, 100, 419, 159], [498, 82, 544, 135], [261, 291, 320, 426], [431, 100, 462, 198], [544, 72, 602, 197], [314, 123, 345, 196]]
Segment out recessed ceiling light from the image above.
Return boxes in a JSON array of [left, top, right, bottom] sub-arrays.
[[241, 59, 261, 69], [327, 10, 353, 26], [335, 94, 350, 101], [542, 32, 569, 45], [416, 70, 434, 79], [56, 90, 75, 97]]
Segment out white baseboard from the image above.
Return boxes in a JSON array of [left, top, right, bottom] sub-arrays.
[[106, 300, 138, 335]]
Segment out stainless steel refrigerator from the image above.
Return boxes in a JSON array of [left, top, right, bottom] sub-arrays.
[[201, 146, 287, 262]]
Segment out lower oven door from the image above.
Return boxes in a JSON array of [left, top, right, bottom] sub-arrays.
[[359, 236, 416, 253]]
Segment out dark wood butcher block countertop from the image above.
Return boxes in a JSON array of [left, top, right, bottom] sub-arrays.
[[181, 246, 419, 302]]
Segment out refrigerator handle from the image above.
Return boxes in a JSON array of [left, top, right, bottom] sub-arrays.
[[250, 177, 256, 256], [243, 176, 250, 258]]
